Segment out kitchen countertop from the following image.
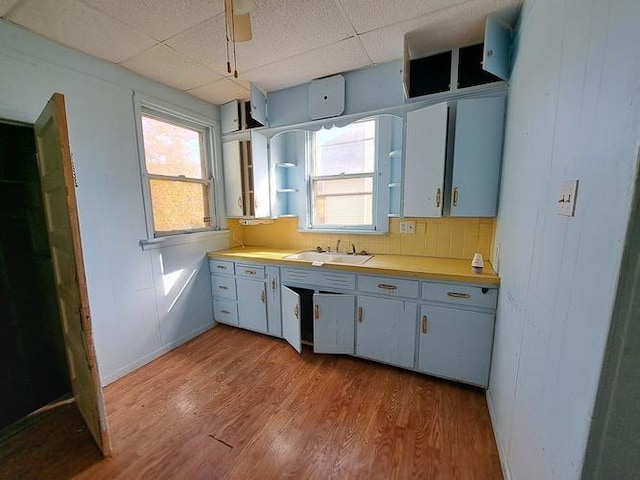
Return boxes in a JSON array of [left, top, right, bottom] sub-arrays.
[[207, 247, 499, 286]]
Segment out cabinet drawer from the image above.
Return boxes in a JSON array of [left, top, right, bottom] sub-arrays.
[[318, 271, 355, 290], [209, 259, 235, 275], [422, 282, 497, 310], [211, 275, 237, 300], [213, 298, 238, 326], [359, 275, 419, 298], [236, 264, 265, 279], [282, 268, 317, 285]]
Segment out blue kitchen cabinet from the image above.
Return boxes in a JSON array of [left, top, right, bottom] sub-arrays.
[[450, 96, 506, 217], [418, 305, 495, 387], [356, 295, 417, 369], [236, 277, 268, 333]]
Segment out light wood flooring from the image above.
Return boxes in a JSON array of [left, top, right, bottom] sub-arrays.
[[0, 325, 503, 479]]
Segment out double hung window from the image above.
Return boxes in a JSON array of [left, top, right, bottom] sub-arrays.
[[139, 107, 215, 236]]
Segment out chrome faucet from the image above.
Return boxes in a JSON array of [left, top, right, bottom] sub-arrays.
[[335, 239, 341, 254]]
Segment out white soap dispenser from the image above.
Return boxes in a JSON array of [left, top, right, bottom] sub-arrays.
[[471, 253, 484, 273]]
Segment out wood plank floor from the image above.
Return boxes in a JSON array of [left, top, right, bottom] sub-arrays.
[[0, 325, 503, 479]]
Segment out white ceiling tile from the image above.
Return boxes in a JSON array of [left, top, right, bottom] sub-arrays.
[[122, 44, 222, 91], [187, 78, 250, 105], [338, 0, 469, 34], [167, 0, 354, 76], [243, 37, 372, 92], [81, 0, 224, 42], [0, 0, 19, 17], [8, 0, 156, 63], [360, 0, 522, 63]]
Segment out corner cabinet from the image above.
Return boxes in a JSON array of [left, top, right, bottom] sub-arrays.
[[403, 96, 506, 218]]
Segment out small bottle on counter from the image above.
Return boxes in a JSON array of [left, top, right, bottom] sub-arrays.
[[471, 253, 484, 273]]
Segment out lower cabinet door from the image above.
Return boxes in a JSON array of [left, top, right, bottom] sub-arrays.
[[418, 304, 495, 387], [266, 266, 282, 336], [356, 295, 417, 369], [313, 293, 355, 354], [281, 285, 302, 353], [236, 278, 268, 333]]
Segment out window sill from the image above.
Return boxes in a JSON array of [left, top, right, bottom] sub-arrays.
[[139, 229, 229, 251]]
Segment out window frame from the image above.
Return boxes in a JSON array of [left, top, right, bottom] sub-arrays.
[[134, 96, 220, 239], [303, 117, 390, 233]]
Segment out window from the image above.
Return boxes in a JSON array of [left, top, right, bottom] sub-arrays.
[[139, 107, 215, 236], [309, 119, 379, 230]]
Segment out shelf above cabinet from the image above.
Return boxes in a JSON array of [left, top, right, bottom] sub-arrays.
[[277, 188, 298, 193], [276, 162, 297, 168]]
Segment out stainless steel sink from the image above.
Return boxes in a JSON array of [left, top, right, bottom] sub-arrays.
[[284, 250, 373, 265]]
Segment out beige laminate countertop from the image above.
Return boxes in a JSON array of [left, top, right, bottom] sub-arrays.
[[207, 247, 499, 286]]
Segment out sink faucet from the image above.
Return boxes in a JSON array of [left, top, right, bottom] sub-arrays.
[[336, 239, 341, 254], [351, 243, 356, 255]]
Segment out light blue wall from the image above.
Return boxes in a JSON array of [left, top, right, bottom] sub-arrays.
[[488, 0, 640, 479], [0, 21, 230, 385]]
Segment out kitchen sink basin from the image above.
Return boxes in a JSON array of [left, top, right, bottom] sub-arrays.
[[284, 250, 373, 265]]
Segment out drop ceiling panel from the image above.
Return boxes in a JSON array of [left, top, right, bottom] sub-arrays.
[[81, 0, 224, 42], [0, 0, 19, 17], [167, 0, 354, 77], [188, 78, 251, 105], [122, 44, 222, 91], [338, 0, 469, 34], [8, 0, 155, 63], [243, 37, 372, 93]]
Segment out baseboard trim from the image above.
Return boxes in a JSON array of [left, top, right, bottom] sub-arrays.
[[101, 321, 216, 386], [486, 389, 513, 480]]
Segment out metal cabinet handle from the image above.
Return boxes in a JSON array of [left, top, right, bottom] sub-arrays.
[[422, 315, 428, 334], [447, 292, 470, 299], [260, 290, 265, 303], [435, 187, 441, 207], [358, 306, 363, 323], [377, 284, 397, 291], [244, 269, 256, 275], [221, 310, 231, 315], [237, 196, 242, 208], [314, 304, 319, 320], [271, 278, 276, 291], [218, 285, 229, 290], [216, 265, 227, 270], [294, 305, 299, 319], [453, 187, 459, 207]]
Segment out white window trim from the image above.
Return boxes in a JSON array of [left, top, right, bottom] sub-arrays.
[[301, 117, 391, 234], [133, 93, 222, 242]]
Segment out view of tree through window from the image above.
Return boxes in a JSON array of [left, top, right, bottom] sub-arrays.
[[141, 114, 211, 234], [311, 120, 376, 227]]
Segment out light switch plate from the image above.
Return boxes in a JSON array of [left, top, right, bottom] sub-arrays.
[[400, 220, 416, 234], [558, 180, 578, 216]]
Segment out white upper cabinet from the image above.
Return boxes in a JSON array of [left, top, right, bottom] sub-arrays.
[[250, 130, 271, 218], [483, 15, 512, 81], [403, 102, 449, 217], [220, 100, 240, 134], [450, 96, 506, 217], [222, 140, 243, 217], [250, 83, 268, 127]]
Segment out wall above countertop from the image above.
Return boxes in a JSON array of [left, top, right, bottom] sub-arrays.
[[229, 216, 494, 261]]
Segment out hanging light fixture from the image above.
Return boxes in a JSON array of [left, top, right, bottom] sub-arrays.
[[224, 0, 255, 78]]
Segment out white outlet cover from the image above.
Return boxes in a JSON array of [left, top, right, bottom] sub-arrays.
[[558, 180, 579, 216]]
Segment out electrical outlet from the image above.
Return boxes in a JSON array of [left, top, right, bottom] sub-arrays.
[[400, 221, 407, 234], [558, 180, 578, 216], [406, 220, 416, 234]]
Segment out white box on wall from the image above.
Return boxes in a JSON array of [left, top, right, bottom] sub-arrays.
[[308, 75, 345, 119]]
